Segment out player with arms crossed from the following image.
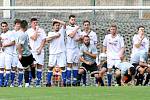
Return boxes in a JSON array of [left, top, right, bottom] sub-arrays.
[[0, 22, 15, 87], [27, 18, 46, 87], [46, 19, 66, 87], [66, 15, 81, 86]]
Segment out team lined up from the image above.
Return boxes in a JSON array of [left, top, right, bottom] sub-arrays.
[[0, 14, 150, 87]]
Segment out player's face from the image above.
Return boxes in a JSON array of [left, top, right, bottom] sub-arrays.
[[14, 23, 21, 31], [110, 27, 117, 35], [53, 23, 60, 32], [31, 21, 38, 29], [83, 37, 90, 46], [83, 22, 90, 30], [138, 27, 145, 35], [69, 17, 76, 25], [1, 23, 8, 33]]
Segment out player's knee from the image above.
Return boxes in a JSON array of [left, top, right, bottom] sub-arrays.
[[18, 68, 23, 72], [115, 69, 121, 76], [108, 68, 112, 73], [67, 63, 72, 68], [60, 67, 66, 72], [78, 68, 84, 74], [12, 67, 16, 71]]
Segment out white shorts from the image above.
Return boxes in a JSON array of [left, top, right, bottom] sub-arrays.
[[48, 52, 66, 67], [32, 51, 44, 66], [107, 58, 121, 69], [17, 61, 24, 69], [0, 52, 13, 70], [67, 48, 79, 64], [0, 52, 4, 68], [12, 54, 18, 67]]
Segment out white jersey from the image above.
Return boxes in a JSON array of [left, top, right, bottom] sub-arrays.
[[131, 34, 149, 54], [116, 62, 134, 75], [11, 30, 20, 55], [1, 31, 15, 55], [81, 30, 97, 45], [27, 27, 46, 52], [48, 27, 66, 54], [103, 34, 124, 59], [66, 25, 81, 49]]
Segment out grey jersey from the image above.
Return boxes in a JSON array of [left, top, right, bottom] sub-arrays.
[[116, 62, 134, 75], [17, 30, 31, 57], [80, 44, 97, 63]]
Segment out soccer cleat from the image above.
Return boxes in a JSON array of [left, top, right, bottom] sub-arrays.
[[46, 83, 51, 87], [10, 84, 14, 87], [36, 85, 41, 88], [25, 83, 30, 88], [18, 85, 23, 88]]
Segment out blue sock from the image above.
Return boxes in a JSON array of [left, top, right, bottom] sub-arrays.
[[47, 71, 52, 85], [29, 71, 32, 85], [62, 71, 66, 85], [4, 71, 10, 87], [11, 71, 15, 85], [107, 73, 112, 86], [82, 72, 86, 85], [18, 71, 23, 86], [66, 68, 71, 84], [36, 69, 42, 85], [0, 71, 4, 87]]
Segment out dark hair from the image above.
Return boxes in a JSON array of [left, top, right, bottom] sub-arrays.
[[83, 35, 90, 39], [30, 18, 38, 22], [69, 15, 76, 19], [83, 20, 90, 25], [20, 20, 28, 29], [14, 19, 21, 25], [52, 21, 60, 26], [137, 25, 145, 30], [1, 22, 8, 26], [130, 67, 136, 75]]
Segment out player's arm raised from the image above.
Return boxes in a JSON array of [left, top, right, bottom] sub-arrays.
[[52, 19, 66, 26]]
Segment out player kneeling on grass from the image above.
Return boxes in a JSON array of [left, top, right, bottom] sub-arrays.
[[135, 49, 150, 86], [115, 57, 136, 86], [76, 35, 98, 86]]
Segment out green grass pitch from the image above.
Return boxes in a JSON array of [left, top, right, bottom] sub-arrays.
[[0, 86, 149, 100]]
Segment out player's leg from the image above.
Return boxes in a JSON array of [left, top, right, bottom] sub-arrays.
[[107, 59, 113, 86], [10, 55, 18, 87], [20, 54, 35, 87], [115, 69, 121, 86], [46, 54, 56, 87], [57, 52, 67, 86], [66, 49, 73, 86], [76, 67, 86, 86], [144, 67, 150, 86], [17, 61, 24, 87], [0, 52, 4, 87], [98, 67, 107, 86], [36, 53, 44, 87], [4, 53, 13, 87], [72, 48, 79, 86], [136, 66, 145, 85]]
